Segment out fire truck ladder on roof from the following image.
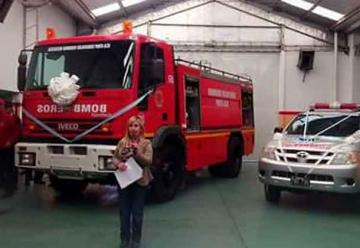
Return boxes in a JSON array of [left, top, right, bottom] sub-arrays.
[[175, 58, 252, 83]]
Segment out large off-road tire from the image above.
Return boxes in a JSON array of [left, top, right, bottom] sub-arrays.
[[264, 184, 281, 203], [208, 137, 243, 178], [50, 176, 88, 196], [151, 145, 185, 202]]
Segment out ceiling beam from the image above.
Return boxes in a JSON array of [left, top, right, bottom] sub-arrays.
[[272, 0, 282, 11], [116, 0, 129, 17], [300, 0, 324, 21], [74, 0, 98, 27], [331, 4, 360, 32]]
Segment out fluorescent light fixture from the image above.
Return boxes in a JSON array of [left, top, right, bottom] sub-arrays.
[[281, 0, 313, 11], [91, 3, 121, 17], [122, 0, 147, 8], [312, 6, 344, 21]]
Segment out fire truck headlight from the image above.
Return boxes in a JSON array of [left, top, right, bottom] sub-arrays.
[[19, 153, 36, 166], [99, 156, 116, 170], [331, 152, 354, 165], [261, 146, 276, 160]]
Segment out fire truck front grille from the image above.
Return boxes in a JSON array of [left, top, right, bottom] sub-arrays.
[[276, 149, 334, 165], [35, 120, 108, 134]]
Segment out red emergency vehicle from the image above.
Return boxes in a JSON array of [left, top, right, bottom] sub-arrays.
[[0, 97, 21, 149], [0, 95, 21, 192], [15, 32, 254, 201]]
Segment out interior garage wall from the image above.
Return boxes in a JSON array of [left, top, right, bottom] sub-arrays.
[[100, 0, 354, 159], [0, 0, 24, 92], [352, 33, 360, 102], [0, 0, 76, 92], [284, 51, 334, 110]]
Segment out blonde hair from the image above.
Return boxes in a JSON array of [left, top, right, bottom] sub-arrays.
[[123, 115, 145, 142]]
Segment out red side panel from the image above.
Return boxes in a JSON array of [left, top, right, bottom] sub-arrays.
[[242, 128, 255, 156], [185, 132, 229, 171], [0, 106, 21, 148], [200, 77, 242, 129]]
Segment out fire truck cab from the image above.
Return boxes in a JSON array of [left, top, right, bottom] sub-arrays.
[[259, 103, 360, 203], [15, 33, 254, 201]]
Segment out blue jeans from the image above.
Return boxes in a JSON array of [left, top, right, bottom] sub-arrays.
[[118, 183, 146, 244]]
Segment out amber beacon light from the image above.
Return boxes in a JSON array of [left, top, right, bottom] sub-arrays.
[[123, 20, 133, 34], [46, 27, 56, 39]]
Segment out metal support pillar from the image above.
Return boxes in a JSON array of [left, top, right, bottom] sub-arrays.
[[333, 32, 338, 101]]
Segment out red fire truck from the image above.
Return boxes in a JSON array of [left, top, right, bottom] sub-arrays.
[[0, 93, 21, 193], [15, 31, 254, 201]]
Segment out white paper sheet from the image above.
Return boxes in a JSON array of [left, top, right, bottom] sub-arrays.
[[114, 157, 143, 189]]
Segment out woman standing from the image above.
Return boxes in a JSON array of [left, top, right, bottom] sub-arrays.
[[114, 115, 153, 248]]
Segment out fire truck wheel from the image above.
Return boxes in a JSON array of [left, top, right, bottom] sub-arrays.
[[220, 137, 243, 178], [50, 176, 88, 196], [208, 164, 223, 177], [264, 184, 281, 203], [208, 137, 243, 178], [151, 145, 185, 202]]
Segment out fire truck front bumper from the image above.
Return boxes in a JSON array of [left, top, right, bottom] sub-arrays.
[[258, 158, 360, 194], [15, 142, 117, 179]]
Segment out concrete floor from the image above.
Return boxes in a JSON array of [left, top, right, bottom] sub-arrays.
[[1, 162, 360, 248]]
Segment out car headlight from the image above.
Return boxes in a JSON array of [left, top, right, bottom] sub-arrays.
[[331, 152, 354, 165], [262, 146, 276, 160]]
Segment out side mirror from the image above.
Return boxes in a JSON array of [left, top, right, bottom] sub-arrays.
[[150, 59, 164, 85], [17, 53, 28, 91], [274, 127, 283, 133]]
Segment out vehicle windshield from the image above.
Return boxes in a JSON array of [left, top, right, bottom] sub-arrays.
[[285, 112, 360, 137], [26, 40, 135, 90]]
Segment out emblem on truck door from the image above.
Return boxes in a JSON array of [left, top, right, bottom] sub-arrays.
[[296, 151, 309, 163]]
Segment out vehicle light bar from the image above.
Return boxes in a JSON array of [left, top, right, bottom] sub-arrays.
[[311, 102, 360, 110]]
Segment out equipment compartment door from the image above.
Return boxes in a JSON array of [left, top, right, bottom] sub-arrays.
[[185, 76, 200, 130]]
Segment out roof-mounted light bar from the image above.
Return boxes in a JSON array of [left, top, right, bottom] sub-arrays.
[[311, 102, 360, 110]]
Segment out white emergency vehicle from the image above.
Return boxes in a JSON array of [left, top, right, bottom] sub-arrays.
[[259, 103, 360, 203]]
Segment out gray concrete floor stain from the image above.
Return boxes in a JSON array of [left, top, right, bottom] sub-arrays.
[[1, 163, 360, 248]]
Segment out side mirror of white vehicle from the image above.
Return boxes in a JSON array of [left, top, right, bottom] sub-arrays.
[[273, 132, 283, 140], [273, 126, 283, 133]]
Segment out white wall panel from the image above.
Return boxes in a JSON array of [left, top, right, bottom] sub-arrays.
[[0, 1, 23, 92], [284, 51, 333, 110], [352, 33, 360, 102], [284, 29, 328, 46], [337, 53, 353, 102], [0, 2, 75, 92]]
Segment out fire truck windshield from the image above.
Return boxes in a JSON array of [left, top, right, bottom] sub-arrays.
[[26, 40, 135, 90], [285, 112, 360, 137]]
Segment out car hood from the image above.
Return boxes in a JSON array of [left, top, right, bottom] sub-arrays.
[[267, 134, 350, 152]]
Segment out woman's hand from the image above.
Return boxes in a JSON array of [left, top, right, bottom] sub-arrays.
[[117, 162, 127, 172], [130, 142, 139, 155]]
